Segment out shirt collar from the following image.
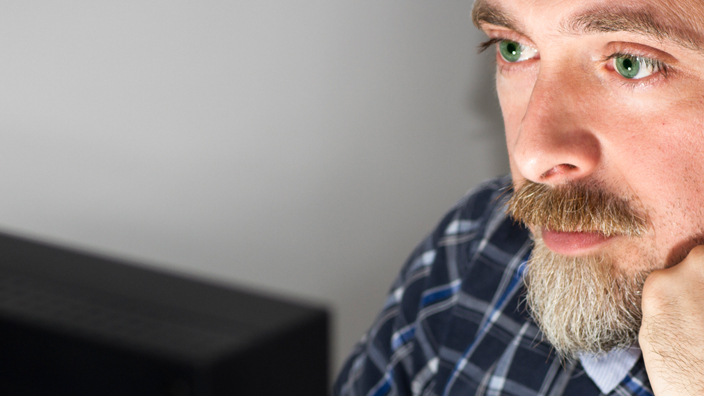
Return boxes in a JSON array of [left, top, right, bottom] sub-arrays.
[[579, 344, 642, 394]]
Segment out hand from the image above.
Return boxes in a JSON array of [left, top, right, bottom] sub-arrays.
[[640, 245, 704, 395]]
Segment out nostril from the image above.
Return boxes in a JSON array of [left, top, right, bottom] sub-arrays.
[[541, 164, 578, 179]]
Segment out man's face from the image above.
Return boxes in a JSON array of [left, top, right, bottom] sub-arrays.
[[474, 0, 704, 356]]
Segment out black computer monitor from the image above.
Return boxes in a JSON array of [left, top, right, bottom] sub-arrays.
[[0, 231, 328, 396]]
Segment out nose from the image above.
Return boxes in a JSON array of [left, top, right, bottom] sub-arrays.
[[510, 69, 601, 185]]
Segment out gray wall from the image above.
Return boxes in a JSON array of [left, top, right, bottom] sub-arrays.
[[0, 1, 506, 373]]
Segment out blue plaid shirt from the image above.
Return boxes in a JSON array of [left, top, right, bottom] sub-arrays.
[[334, 176, 653, 396]]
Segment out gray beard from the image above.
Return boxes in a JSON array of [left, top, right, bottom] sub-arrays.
[[525, 236, 647, 358]]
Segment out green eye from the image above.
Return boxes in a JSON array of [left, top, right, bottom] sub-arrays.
[[497, 40, 538, 63], [613, 55, 662, 80], [499, 40, 522, 62], [615, 56, 640, 79]]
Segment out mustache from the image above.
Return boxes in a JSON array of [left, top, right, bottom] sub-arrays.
[[506, 180, 647, 237]]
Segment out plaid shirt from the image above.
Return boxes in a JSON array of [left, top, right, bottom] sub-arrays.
[[334, 176, 653, 396]]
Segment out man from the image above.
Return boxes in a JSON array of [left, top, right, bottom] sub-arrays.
[[334, 0, 704, 395]]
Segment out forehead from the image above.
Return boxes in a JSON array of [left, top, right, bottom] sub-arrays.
[[472, 0, 704, 40], [472, 0, 702, 16]]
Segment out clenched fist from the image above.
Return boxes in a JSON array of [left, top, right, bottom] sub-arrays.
[[640, 245, 704, 395]]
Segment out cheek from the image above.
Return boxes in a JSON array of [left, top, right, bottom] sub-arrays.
[[609, 107, 704, 265], [615, 105, 704, 202], [496, 69, 539, 181], [497, 75, 533, 145], [597, 84, 704, 189], [497, 89, 522, 178]]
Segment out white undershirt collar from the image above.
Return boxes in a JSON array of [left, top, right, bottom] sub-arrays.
[[579, 344, 642, 394]]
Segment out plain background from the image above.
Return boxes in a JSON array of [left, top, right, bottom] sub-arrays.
[[0, 1, 507, 374]]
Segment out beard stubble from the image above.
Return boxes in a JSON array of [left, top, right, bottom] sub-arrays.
[[507, 180, 650, 358]]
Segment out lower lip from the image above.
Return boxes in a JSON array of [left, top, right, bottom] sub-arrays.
[[540, 229, 613, 255]]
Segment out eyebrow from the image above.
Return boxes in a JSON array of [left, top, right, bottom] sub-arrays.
[[471, 0, 704, 52], [565, 6, 703, 51], [471, 0, 522, 34]]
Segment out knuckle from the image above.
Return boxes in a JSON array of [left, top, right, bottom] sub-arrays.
[[683, 245, 704, 268], [641, 270, 671, 311], [673, 245, 704, 279], [643, 269, 666, 291], [690, 245, 704, 258]]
